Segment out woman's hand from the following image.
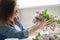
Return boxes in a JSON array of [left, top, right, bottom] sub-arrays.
[[28, 19, 53, 36], [37, 19, 52, 27]]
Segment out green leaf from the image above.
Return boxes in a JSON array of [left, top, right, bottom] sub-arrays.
[[40, 9, 50, 20], [49, 38, 52, 40], [54, 34, 58, 39], [50, 27, 54, 31], [44, 14, 50, 20], [55, 19, 60, 24], [32, 35, 38, 40], [37, 33, 41, 37], [42, 9, 47, 14], [35, 35, 39, 39], [33, 33, 41, 40], [32, 37, 38, 40], [35, 16, 39, 21], [41, 13, 50, 20], [40, 9, 47, 16], [35, 39, 38, 40], [32, 38, 36, 40]]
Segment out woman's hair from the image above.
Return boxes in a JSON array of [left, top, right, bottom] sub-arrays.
[[0, 0, 16, 26]]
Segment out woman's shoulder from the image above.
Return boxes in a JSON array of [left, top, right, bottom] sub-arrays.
[[0, 22, 15, 34], [0, 22, 14, 31]]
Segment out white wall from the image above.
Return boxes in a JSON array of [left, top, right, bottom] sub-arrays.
[[18, 5, 60, 29], [17, 0, 60, 9]]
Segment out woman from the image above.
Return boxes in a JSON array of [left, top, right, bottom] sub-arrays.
[[0, 0, 51, 40]]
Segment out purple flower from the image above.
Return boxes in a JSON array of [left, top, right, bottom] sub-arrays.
[[50, 16, 55, 22], [36, 11, 40, 14], [43, 37, 49, 40], [42, 35, 49, 40], [56, 24, 60, 28], [49, 35, 55, 40], [38, 16, 44, 22], [39, 37, 43, 40], [52, 23, 57, 28], [33, 18, 37, 23], [57, 37, 60, 40]]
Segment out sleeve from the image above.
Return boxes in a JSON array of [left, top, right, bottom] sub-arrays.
[[2, 27, 29, 39], [1, 16, 29, 39], [15, 16, 24, 30]]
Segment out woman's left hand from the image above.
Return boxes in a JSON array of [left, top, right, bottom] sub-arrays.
[[37, 19, 52, 27]]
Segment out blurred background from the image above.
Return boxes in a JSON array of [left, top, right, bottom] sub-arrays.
[[17, 0, 60, 29], [5, 0, 60, 40]]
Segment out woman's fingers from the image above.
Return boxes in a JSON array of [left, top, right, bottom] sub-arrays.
[[44, 18, 47, 22], [36, 19, 53, 27], [46, 19, 51, 22], [46, 20, 53, 25], [47, 22, 52, 25]]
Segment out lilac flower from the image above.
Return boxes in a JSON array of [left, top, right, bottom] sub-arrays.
[[38, 16, 44, 22], [39, 37, 43, 40], [57, 37, 60, 40], [50, 16, 55, 22], [43, 37, 49, 40], [56, 24, 60, 28], [42, 35, 49, 40], [33, 18, 37, 23], [52, 23, 57, 28], [49, 35, 55, 40], [36, 11, 40, 14]]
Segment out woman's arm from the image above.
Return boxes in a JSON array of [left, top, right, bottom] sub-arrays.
[[28, 20, 51, 36], [28, 22, 42, 36], [15, 16, 43, 36], [15, 16, 51, 36]]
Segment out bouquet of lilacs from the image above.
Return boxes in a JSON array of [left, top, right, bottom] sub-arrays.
[[33, 9, 60, 31], [32, 9, 60, 40], [32, 33, 60, 40]]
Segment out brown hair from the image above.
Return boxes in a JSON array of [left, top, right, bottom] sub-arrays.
[[0, 0, 16, 26]]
